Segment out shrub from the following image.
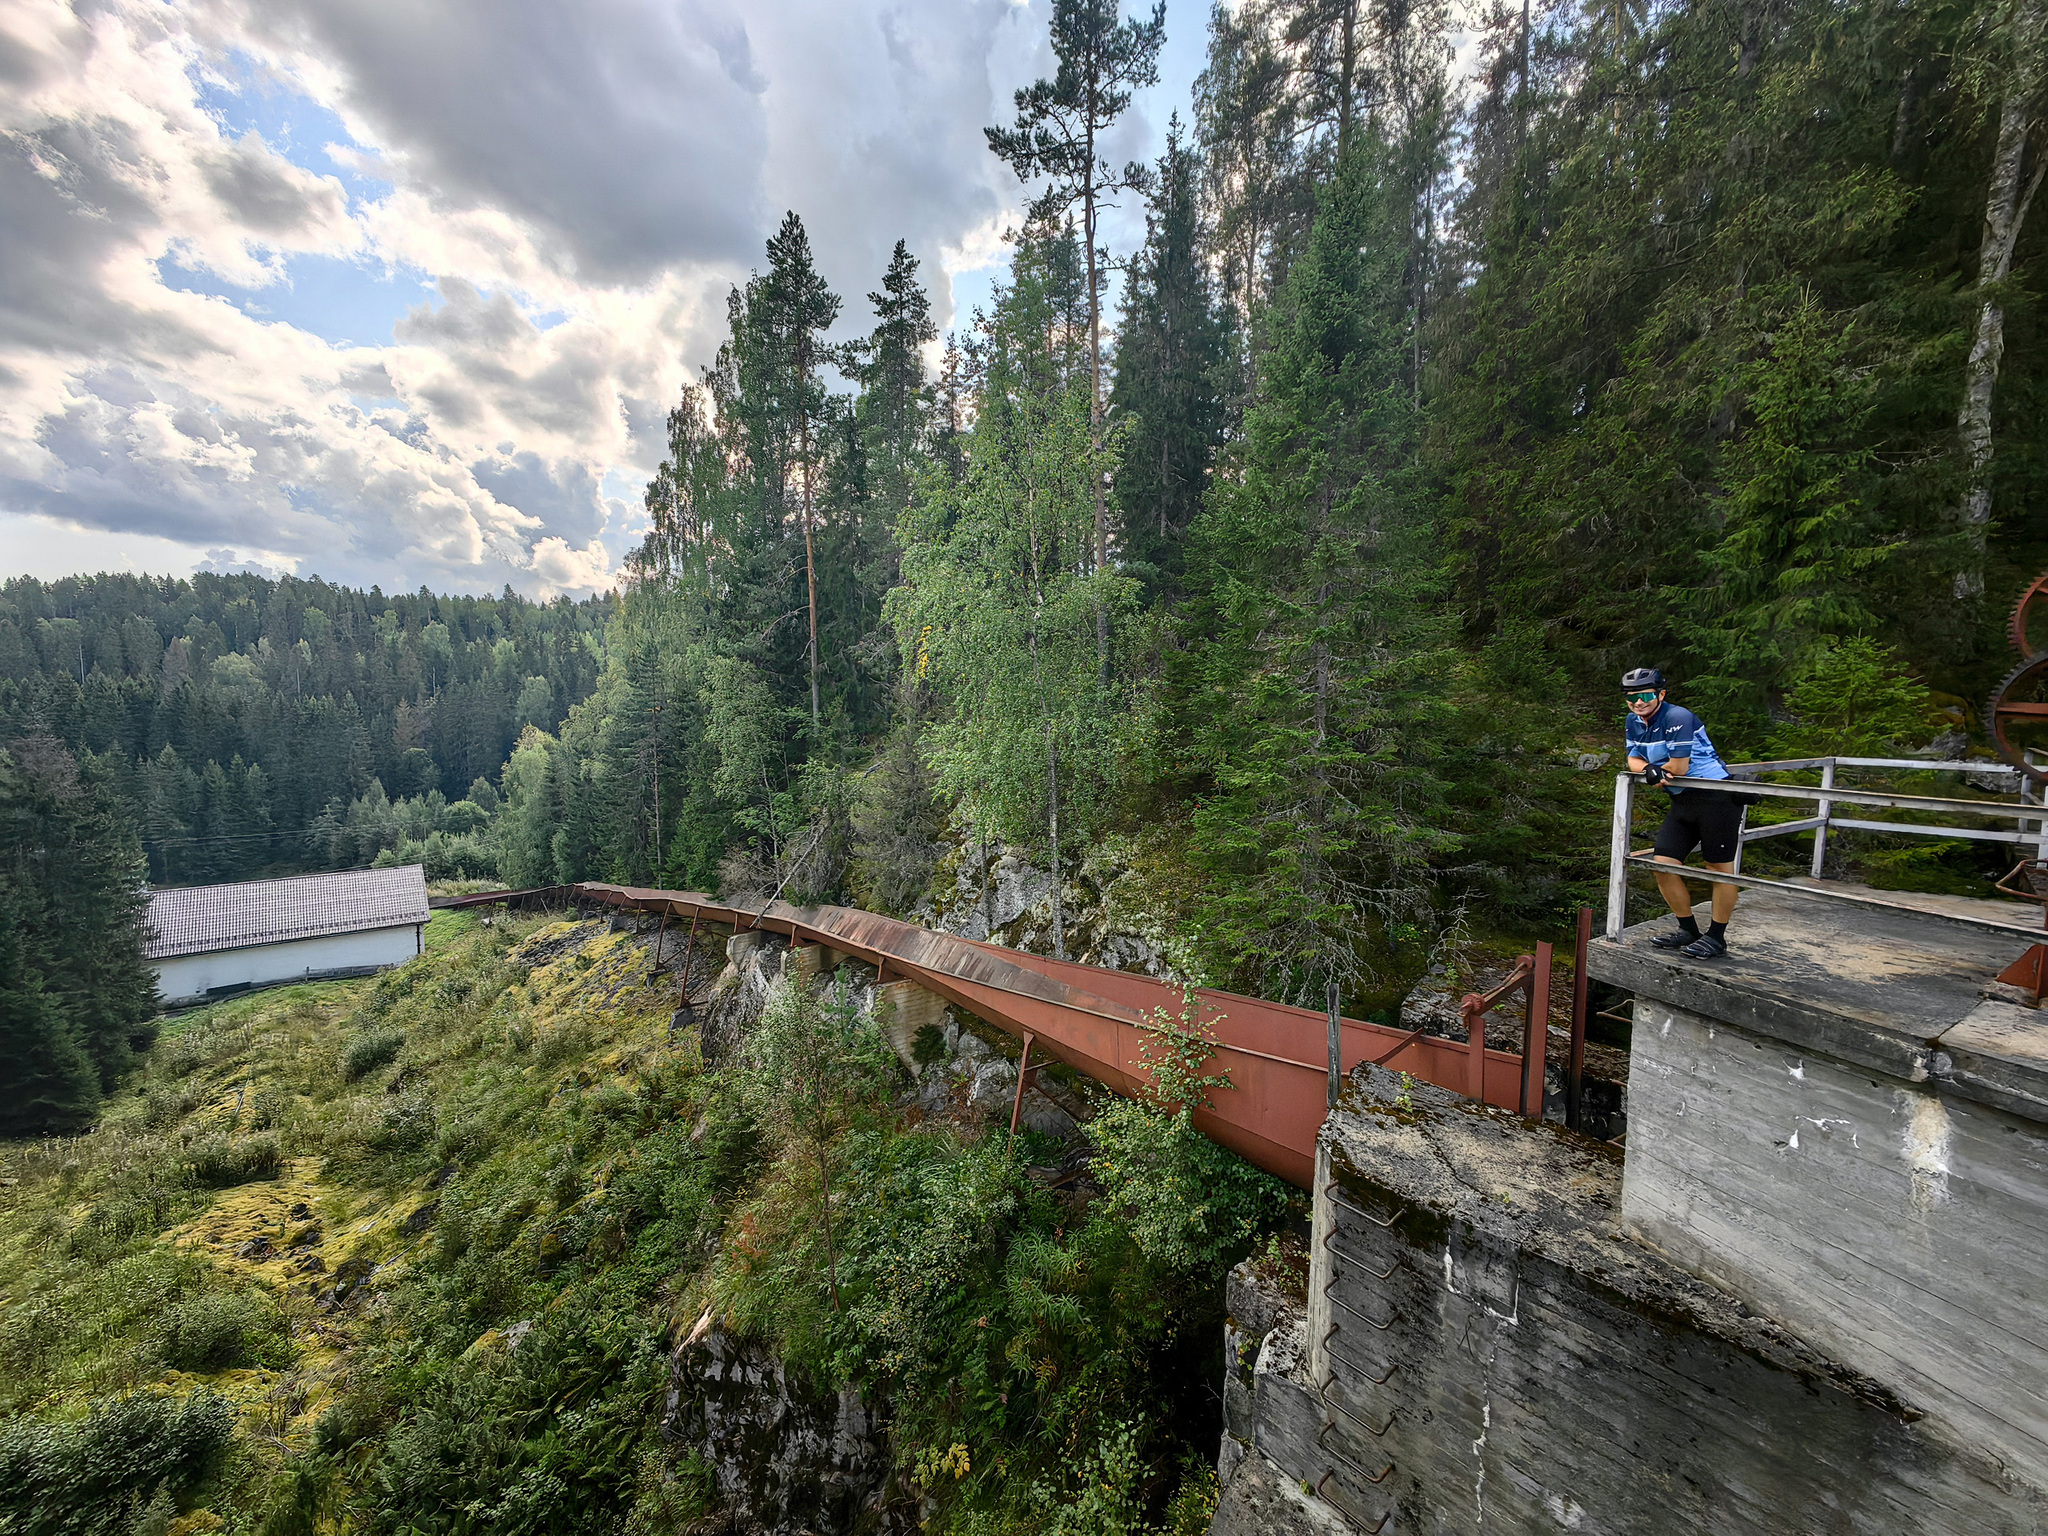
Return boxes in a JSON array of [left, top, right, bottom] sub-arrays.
[[143, 1085, 200, 1128], [375, 1091, 436, 1152], [157, 1030, 221, 1079], [187, 1133, 282, 1187], [150, 1292, 292, 1372], [0, 1390, 234, 1536], [343, 1029, 406, 1082]]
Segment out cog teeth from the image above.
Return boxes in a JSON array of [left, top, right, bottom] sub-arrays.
[[2012, 572, 2048, 658], [1989, 651, 2048, 786]]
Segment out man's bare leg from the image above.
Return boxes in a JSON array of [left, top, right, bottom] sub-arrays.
[[1652, 855, 1696, 918], [1705, 860, 1738, 924]]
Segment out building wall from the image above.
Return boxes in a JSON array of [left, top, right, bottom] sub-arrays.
[[1621, 996, 2048, 1486], [1209, 1065, 2046, 1536], [153, 924, 421, 1005]]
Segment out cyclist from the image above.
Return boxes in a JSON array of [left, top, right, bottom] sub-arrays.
[[1623, 667, 1739, 958]]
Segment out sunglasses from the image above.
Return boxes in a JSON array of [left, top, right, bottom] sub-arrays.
[[1623, 690, 1661, 703]]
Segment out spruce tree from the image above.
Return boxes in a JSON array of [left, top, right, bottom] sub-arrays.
[[1179, 143, 1452, 1001], [1111, 118, 1228, 599]]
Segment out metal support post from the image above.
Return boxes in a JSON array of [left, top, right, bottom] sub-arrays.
[[1568, 909, 1591, 1132], [1810, 759, 1836, 878], [653, 910, 669, 966], [1606, 773, 1635, 937], [1327, 983, 1343, 1109], [1464, 998, 1487, 1100], [1009, 1032, 1036, 1136], [1522, 942, 1553, 1120], [677, 911, 700, 1001]]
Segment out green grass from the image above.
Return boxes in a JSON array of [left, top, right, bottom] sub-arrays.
[[0, 909, 1287, 1535]]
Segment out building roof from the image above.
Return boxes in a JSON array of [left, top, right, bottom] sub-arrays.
[[144, 865, 430, 960]]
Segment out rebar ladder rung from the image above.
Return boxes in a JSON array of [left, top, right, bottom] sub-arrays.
[[1329, 1189, 1407, 1229]]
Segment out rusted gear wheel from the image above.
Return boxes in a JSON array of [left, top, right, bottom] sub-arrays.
[[1988, 650, 2048, 785], [2012, 571, 2048, 659]]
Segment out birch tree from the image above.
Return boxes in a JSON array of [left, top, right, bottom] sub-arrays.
[[1955, 0, 2047, 599]]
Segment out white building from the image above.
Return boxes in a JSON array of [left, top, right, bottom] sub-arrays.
[[145, 865, 431, 1008]]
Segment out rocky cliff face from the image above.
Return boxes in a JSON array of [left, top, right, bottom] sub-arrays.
[[664, 1308, 893, 1536], [658, 920, 1092, 1534], [915, 828, 1192, 982]]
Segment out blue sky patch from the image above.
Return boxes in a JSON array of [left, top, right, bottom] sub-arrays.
[[158, 252, 435, 349]]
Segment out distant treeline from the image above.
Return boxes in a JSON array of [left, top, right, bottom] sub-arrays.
[[0, 574, 611, 885]]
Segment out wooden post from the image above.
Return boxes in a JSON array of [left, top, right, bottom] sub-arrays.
[[1811, 759, 1836, 878], [1522, 943, 1552, 1120], [1010, 1032, 1036, 1136], [1326, 983, 1342, 1110], [1568, 907, 1592, 1131], [1607, 772, 1635, 937]]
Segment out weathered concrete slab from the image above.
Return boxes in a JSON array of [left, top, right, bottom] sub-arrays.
[[1622, 995, 2048, 1487], [1588, 885, 2048, 1484], [1588, 884, 2042, 1103], [1936, 999, 2048, 1121], [1240, 1064, 2047, 1536]]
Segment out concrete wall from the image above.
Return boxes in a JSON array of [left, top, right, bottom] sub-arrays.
[[153, 923, 421, 1005], [1622, 995, 2048, 1486], [1211, 1065, 2045, 1536]]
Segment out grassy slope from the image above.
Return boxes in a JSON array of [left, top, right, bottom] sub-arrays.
[[1, 909, 1286, 1536], [0, 910, 720, 1532]]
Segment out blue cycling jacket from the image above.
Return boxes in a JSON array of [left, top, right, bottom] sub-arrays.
[[1625, 702, 1730, 793]]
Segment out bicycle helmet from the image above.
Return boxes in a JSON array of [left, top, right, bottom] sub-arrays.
[[1621, 667, 1665, 691]]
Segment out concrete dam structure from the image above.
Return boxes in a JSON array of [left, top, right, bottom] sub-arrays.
[[1215, 884, 2048, 1535]]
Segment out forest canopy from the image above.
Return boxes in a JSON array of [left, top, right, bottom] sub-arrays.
[[5, 0, 2046, 1131]]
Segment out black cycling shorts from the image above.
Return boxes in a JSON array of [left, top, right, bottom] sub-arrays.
[[1652, 791, 1743, 864]]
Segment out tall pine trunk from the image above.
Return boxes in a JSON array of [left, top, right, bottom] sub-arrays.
[[1047, 725, 1066, 962], [800, 340, 822, 727], [1086, 114, 1109, 684], [1956, 28, 2046, 600]]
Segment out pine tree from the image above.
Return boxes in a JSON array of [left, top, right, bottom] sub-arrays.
[[1111, 118, 1229, 598], [987, 0, 1168, 675], [762, 213, 844, 731]]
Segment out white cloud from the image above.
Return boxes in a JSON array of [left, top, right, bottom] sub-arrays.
[[0, 0, 1074, 597]]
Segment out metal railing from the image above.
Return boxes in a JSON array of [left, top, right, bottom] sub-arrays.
[[1604, 754, 2048, 941]]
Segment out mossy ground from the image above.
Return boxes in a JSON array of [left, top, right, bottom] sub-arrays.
[[0, 909, 712, 1532], [2, 908, 1281, 1536]]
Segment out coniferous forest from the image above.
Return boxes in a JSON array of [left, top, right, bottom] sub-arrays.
[[4, 1, 2048, 1531], [6, 0, 2048, 1123]]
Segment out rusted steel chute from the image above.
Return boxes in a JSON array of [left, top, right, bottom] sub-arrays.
[[447, 881, 1541, 1189]]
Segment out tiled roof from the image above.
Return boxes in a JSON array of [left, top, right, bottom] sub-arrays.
[[144, 865, 430, 960]]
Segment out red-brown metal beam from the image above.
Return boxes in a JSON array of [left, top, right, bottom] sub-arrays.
[[541, 883, 1536, 1189]]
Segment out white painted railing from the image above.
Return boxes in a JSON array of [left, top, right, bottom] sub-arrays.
[[1604, 753, 2048, 941]]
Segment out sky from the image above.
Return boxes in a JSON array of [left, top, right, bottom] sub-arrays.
[[0, 0, 1212, 598]]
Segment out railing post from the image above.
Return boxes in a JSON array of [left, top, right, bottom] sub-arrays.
[[1462, 995, 1487, 1101], [1810, 759, 1836, 878], [1522, 943, 1553, 1119], [2028, 752, 2048, 862], [1606, 773, 1634, 938], [1327, 983, 1343, 1110], [1568, 908, 1591, 1132]]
